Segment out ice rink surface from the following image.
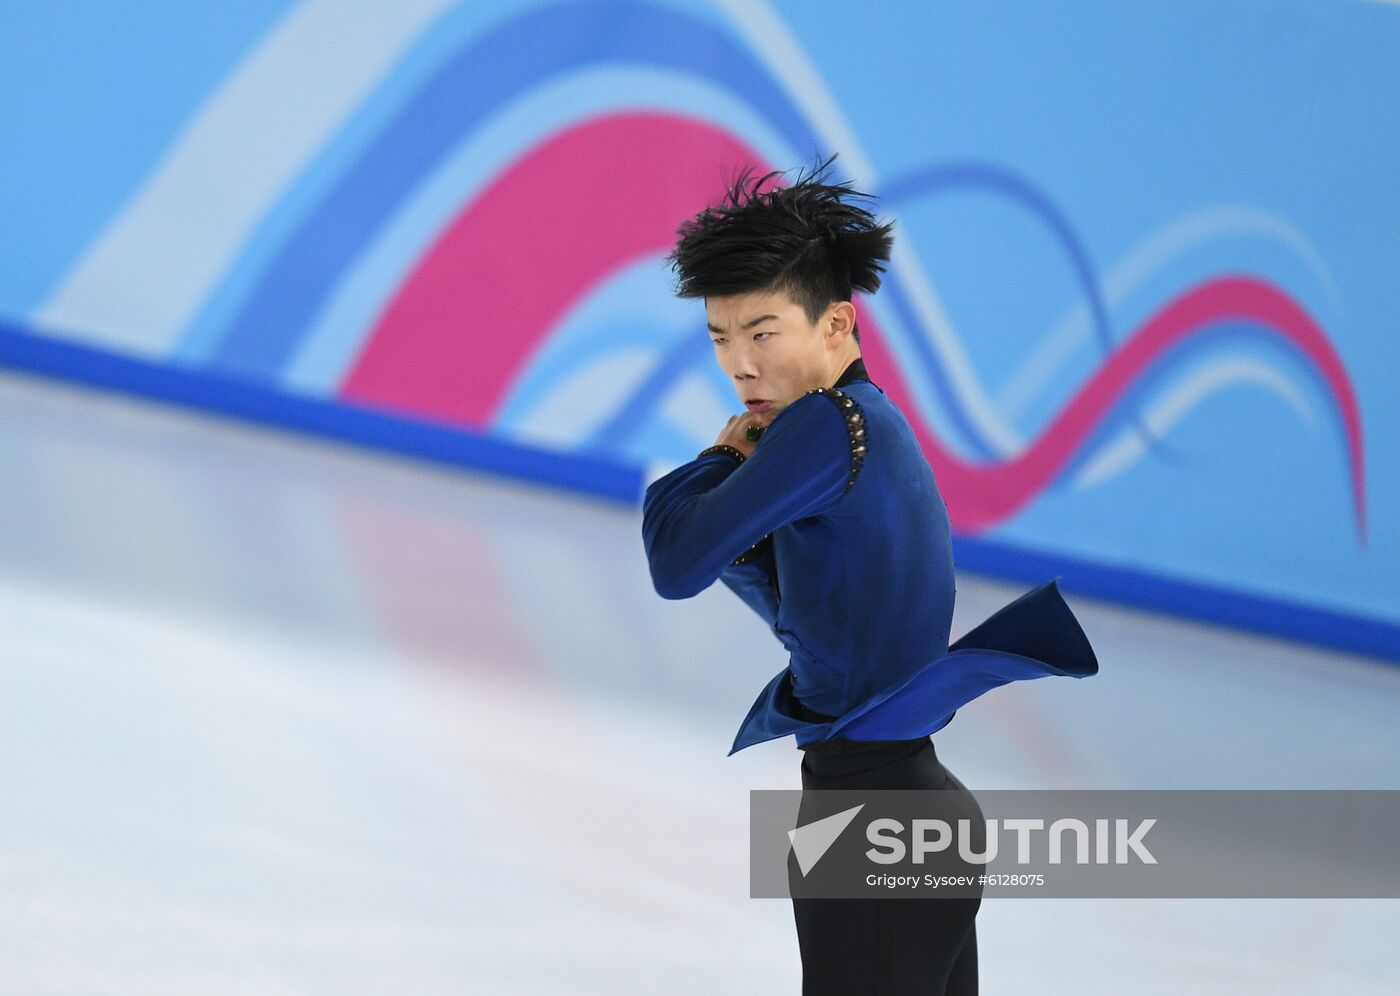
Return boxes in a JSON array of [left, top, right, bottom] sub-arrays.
[[2, 369, 1398, 995]]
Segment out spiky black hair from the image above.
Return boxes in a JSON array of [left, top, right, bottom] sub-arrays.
[[665, 152, 895, 344]]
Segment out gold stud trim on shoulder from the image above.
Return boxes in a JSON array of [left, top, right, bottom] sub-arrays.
[[803, 386, 867, 494]]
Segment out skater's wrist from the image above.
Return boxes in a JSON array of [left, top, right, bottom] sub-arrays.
[[697, 444, 747, 465]]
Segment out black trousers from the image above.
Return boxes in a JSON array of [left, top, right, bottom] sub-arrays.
[[788, 736, 984, 995]]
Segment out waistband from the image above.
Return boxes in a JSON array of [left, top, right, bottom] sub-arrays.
[[791, 690, 934, 764], [799, 734, 935, 777], [791, 693, 926, 749]]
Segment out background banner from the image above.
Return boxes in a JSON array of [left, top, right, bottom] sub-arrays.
[[2, 0, 1395, 656]]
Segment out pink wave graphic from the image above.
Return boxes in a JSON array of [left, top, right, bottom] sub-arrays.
[[340, 111, 1366, 540], [339, 113, 761, 425], [858, 275, 1367, 539]]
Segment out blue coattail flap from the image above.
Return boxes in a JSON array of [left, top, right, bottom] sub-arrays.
[[728, 578, 1098, 755]]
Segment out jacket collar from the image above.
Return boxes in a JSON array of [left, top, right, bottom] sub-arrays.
[[833, 355, 871, 389]]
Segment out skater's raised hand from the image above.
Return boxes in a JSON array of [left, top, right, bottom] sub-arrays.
[[713, 409, 779, 459]]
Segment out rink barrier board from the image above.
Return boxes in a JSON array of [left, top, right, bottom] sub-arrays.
[[1, 319, 1395, 664]]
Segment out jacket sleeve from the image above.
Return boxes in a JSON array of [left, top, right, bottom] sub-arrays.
[[641, 392, 853, 600]]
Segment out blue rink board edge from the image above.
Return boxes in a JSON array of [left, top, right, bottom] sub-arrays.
[[1, 319, 1395, 665]]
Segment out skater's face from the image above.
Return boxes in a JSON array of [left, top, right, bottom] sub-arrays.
[[705, 286, 858, 419]]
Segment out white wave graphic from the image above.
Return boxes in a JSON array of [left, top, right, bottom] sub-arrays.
[[706, 2, 1341, 476], [283, 65, 800, 394], [712, 0, 1026, 458], [996, 205, 1340, 423], [659, 368, 736, 450], [1072, 358, 1316, 489], [509, 348, 663, 450], [31, 0, 453, 355]]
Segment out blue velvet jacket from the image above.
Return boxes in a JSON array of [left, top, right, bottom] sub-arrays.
[[641, 357, 1098, 755]]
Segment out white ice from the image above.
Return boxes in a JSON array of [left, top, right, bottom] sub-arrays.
[[1, 369, 1397, 995]]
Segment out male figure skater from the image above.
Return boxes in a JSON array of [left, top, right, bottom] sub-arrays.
[[641, 155, 1098, 994]]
